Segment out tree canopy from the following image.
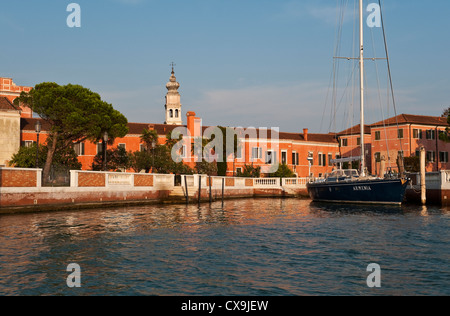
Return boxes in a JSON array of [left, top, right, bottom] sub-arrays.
[[15, 82, 128, 183]]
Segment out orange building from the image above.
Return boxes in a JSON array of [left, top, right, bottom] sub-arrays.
[[14, 71, 341, 177], [13, 73, 450, 178], [370, 114, 450, 172], [20, 113, 340, 178], [0, 77, 33, 118], [336, 124, 372, 173]]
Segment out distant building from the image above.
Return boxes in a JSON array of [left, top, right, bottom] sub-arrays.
[[4, 73, 449, 177], [0, 77, 33, 118], [370, 114, 450, 172], [0, 97, 21, 166], [337, 124, 372, 173]]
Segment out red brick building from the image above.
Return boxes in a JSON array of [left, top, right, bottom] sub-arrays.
[[5, 74, 450, 178], [0, 77, 32, 118], [370, 114, 450, 172]]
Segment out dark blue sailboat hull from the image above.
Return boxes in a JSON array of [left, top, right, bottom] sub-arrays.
[[306, 178, 409, 205]]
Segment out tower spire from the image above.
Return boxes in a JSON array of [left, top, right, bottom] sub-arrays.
[[164, 63, 182, 125]]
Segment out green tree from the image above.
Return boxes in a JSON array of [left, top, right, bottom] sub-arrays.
[[195, 159, 218, 176], [10, 143, 81, 171], [10, 144, 46, 168], [268, 164, 295, 178], [206, 126, 240, 176], [129, 150, 153, 173], [140, 128, 159, 152], [15, 83, 128, 183], [236, 164, 261, 178], [92, 146, 130, 171]]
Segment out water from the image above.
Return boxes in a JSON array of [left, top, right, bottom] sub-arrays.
[[0, 199, 449, 296]]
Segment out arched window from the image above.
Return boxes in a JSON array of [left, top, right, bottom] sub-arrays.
[[175, 109, 179, 118], [169, 109, 173, 118]]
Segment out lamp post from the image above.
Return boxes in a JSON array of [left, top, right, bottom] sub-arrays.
[[103, 131, 108, 171], [35, 121, 42, 168], [307, 156, 313, 180]]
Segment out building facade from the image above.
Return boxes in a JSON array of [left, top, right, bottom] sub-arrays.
[[3, 74, 450, 178], [370, 114, 450, 173]]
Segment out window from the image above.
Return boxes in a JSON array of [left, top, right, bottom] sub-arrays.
[[318, 153, 327, 167], [426, 130, 436, 140], [265, 151, 277, 164], [341, 138, 348, 147], [24, 140, 35, 148], [175, 109, 179, 118], [139, 144, 146, 152], [374, 152, 381, 163], [281, 151, 287, 164], [118, 143, 126, 150], [292, 152, 299, 166], [169, 109, 173, 118], [97, 143, 103, 154], [375, 131, 381, 141], [74, 142, 85, 156], [328, 154, 333, 166], [427, 151, 436, 163], [357, 137, 361, 146], [181, 145, 187, 159], [235, 147, 242, 160], [398, 129, 404, 139], [252, 147, 262, 160], [413, 129, 422, 139], [236, 167, 242, 174], [440, 152, 449, 163]]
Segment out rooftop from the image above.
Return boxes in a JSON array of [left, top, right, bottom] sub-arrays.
[[0, 97, 20, 112], [371, 114, 449, 128]]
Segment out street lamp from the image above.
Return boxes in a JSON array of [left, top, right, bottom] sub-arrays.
[[103, 131, 108, 171], [35, 121, 42, 168], [307, 156, 313, 180]]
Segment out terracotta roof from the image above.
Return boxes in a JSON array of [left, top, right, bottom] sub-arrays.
[[0, 97, 20, 111], [127, 123, 182, 136], [21, 117, 52, 131], [371, 114, 449, 128], [337, 124, 371, 136], [20, 119, 338, 144]]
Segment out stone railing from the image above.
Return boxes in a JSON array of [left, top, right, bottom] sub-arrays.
[[69, 170, 174, 189]]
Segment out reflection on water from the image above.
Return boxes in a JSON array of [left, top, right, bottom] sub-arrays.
[[0, 199, 449, 296]]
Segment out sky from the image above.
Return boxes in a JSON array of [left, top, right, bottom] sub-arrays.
[[1, 0, 450, 134]]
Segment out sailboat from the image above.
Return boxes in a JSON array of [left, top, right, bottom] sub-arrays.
[[306, 0, 410, 205]]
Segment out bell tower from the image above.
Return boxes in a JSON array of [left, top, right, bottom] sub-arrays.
[[165, 63, 182, 125]]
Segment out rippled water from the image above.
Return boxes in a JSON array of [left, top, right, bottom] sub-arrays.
[[0, 199, 449, 296]]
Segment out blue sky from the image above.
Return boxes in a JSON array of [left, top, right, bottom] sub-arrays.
[[1, 0, 450, 133]]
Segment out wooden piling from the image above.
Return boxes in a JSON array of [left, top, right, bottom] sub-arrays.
[[420, 147, 426, 205]]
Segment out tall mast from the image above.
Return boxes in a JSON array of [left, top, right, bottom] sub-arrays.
[[359, 0, 366, 177]]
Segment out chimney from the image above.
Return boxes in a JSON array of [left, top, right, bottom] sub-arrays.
[[186, 111, 201, 137], [303, 128, 309, 141]]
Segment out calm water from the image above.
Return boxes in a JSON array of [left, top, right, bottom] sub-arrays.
[[0, 199, 448, 296]]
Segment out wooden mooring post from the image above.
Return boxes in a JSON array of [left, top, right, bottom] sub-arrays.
[[420, 147, 426, 205]]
